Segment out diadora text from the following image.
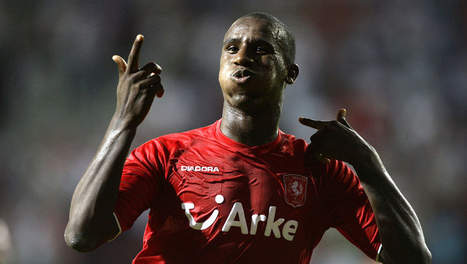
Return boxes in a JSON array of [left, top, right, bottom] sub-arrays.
[[181, 166, 220, 172]]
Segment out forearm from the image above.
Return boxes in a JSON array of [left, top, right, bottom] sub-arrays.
[[65, 116, 136, 251], [354, 151, 431, 263]]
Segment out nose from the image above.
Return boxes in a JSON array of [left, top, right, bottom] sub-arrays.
[[233, 47, 254, 67]]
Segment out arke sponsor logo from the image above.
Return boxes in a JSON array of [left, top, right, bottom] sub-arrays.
[[181, 194, 299, 241]]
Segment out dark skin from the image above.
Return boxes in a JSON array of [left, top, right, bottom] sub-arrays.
[[64, 35, 163, 251], [300, 110, 432, 263], [65, 17, 431, 263], [219, 17, 298, 146]]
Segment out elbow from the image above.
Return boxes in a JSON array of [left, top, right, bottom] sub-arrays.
[[64, 236, 93, 252], [411, 246, 432, 264], [383, 242, 432, 264], [407, 246, 433, 264], [420, 245, 432, 264], [64, 224, 98, 252], [413, 239, 432, 264]]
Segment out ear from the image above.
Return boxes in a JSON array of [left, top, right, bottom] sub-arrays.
[[285, 64, 299, 84]]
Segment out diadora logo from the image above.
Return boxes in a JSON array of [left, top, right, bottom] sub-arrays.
[[181, 195, 299, 241], [180, 165, 220, 173]]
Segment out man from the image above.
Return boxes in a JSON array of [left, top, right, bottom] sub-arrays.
[[65, 13, 431, 263]]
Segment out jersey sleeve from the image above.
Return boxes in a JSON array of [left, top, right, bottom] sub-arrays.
[[114, 139, 167, 232], [322, 159, 382, 261]]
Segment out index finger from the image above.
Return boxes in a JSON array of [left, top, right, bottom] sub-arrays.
[[127, 34, 144, 73], [298, 117, 328, 130]]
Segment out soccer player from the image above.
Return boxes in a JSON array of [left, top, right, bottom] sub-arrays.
[[64, 12, 431, 263]]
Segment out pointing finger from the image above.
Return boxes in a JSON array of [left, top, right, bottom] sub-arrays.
[[298, 117, 328, 130], [128, 34, 144, 73], [336, 108, 352, 129], [112, 55, 127, 76]]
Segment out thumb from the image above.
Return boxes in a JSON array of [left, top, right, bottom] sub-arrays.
[[336, 108, 352, 129], [112, 55, 127, 76]]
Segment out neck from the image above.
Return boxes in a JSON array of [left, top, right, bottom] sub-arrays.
[[220, 101, 282, 146]]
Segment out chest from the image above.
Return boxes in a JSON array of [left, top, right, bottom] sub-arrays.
[[169, 146, 319, 224], [173, 146, 311, 204], [148, 138, 337, 250]]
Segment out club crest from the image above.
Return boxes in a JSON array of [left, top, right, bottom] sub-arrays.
[[283, 174, 308, 208]]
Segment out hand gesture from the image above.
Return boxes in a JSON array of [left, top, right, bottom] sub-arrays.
[[299, 108, 375, 167], [112, 34, 164, 129]]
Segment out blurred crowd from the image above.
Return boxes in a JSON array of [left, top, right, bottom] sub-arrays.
[[0, 0, 465, 263]]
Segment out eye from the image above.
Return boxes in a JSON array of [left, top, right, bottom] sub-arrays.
[[256, 45, 273, 55], [256, 46, 267, 54], [226, 45, 238, 54]]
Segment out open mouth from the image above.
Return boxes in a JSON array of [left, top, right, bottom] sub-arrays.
[[232, 69, 255, 83]]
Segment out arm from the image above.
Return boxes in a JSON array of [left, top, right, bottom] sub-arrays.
[[354, 150, 430, 263], [64, 34, 164, 252], [299, 109, 431, 264]]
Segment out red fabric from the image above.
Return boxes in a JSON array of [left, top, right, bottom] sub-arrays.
[[322, 159, 382, 260], [114, 120, 381, 263]]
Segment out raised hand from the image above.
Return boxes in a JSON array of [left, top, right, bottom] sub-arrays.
[[112, 34, 164, 129], [299, 109, 432, 263], [299, 108, 375, 168]]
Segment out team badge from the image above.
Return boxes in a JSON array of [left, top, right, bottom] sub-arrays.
[[283, 174, 308, 208]]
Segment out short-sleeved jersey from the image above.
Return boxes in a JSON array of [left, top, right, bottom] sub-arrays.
[[114, 120, 381, 264]]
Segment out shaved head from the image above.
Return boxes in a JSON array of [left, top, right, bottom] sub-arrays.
[[230, 12, 296, 66]]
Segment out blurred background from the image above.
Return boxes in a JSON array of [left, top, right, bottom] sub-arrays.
[[0, 0, 466, 263]]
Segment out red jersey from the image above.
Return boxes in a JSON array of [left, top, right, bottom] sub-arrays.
[[114, 120, 381, 264]]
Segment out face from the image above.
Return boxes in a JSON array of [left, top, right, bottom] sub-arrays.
[[218, 17, 290, 110]]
